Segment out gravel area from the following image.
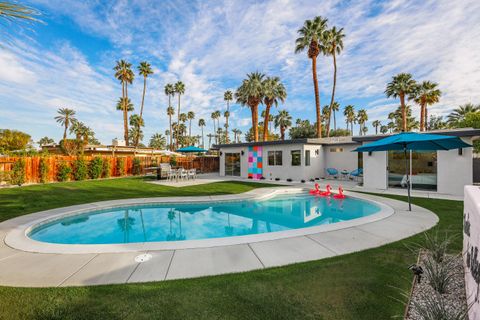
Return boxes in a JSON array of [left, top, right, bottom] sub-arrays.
[[406, 253, 467, 320]]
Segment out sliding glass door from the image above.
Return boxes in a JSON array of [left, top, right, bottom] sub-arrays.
[[225, 153, 241, 176], [387, 150, 437, 191]]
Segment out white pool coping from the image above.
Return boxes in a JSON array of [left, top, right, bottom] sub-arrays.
[[0, 187, 439, 287]]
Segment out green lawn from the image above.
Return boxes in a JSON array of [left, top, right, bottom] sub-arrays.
[[0, 178, 463, 319]]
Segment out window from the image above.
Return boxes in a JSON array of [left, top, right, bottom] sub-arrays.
[[291, 150, 301, 166], [268, 151, 282, 166], [329, 147, 344, 152], [305, 150, 311, 166]]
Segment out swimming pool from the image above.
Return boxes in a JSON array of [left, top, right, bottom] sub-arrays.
[[28, 193, 381, 245]]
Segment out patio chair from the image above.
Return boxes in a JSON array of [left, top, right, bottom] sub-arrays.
[[325, 168, 339, 179], [188, 169, 196, 180], [349, 168, 363, 181], [178, 168, 188, 181], [167, 169, 177, 182], [160, 163, 171, 179]]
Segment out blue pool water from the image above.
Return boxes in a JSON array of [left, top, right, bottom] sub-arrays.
[[29, 194, 380, 244]]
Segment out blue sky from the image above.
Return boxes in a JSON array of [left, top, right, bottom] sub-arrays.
[[1, 0, 479, 145]]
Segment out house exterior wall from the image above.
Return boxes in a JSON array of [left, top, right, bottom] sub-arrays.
[[363, 150, 388, 190], [219, 146, 248, 178], [437, 137, 473, 195], [323, 144, 359, 175]]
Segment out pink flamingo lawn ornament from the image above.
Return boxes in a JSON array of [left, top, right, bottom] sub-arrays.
[[319, 184, 332, 197], [333, 186, 346, 199], [309, 183, 321, 195]]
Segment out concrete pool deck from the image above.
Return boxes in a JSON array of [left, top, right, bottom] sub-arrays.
[[0, 187, 438, 287]]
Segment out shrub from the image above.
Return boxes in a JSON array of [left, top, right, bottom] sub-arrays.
[[103, 159, 112, 178], [10, 159, 26, 186], [39, 158, 49, 183], [169, 155, 177, 167], [116, 158, 125, 176], [409, 291, 468, 320], [57, 162, 72, 182], [423, 255, 457, 294], [132, 158, 141, 176], [73, 158, 88, 181], [89, 157, 103, 179]]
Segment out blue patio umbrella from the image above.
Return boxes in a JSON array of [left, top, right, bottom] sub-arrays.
[[353, 132, 471, 210], [176, 146, 208, 153]]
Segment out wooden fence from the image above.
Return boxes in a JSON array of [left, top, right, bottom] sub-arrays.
[[0, 155, 219, 185]]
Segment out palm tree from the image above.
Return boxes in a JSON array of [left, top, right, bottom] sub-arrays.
[[114, 60, 134, 145], [357, 109, 368, 135], [187, 111, 195, 138], [295, 16, 329, 138], [135, 61, 153, 147], [174, 81, 185, 149], [198, 118, 206, 148], [116, 97, 134, 136], [274, 110, 292, 140], [232, 128, 239, 143], [410, 81, 441, 131], [129, 114, 144, 146], [213, 111, 221, 143], [331, 101, 339, 131], [211, 112, 218, 144], [166, 106, 175, 150], [224, 90, 233, 143], [55, 108, 76, 144], [385, 73, 417, 132], [0, 1, 41, 23], [206, 133, 215, 149], [387, 121, 395, 133], [372, 120, 381, 134], [447, 103, 480, 126], [262, 76, 287, 141], [380, 125, 388, 134], [321, 26, 345, 137], [235, 72, 265, 142], [179, 113, 187, 143], [149, 133, 166, 149], [343, 105, 355, 135]]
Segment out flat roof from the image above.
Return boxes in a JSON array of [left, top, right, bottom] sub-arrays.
[[352, 128, 480, 142]]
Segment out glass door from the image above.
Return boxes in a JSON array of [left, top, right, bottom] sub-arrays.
[[225, 153, 241, 176], [387, 150, 437, 191]]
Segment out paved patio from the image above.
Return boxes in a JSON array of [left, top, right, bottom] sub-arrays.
[[0, 187, 438, 287]]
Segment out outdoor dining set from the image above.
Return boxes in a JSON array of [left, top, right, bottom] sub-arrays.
[[146, 163, 197, 182]]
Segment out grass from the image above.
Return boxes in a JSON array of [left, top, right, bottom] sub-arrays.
[[0, 178, 464, 319]]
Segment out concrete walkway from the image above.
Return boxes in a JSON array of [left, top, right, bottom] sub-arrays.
[[0, 188, 438, 287]]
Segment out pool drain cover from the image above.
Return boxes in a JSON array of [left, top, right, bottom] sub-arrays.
[[135, 253, 152, 263]]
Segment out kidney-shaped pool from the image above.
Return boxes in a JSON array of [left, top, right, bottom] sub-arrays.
[[28, 193, 381, 245]]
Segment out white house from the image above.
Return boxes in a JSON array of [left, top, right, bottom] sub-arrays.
[[214, 128, 480, 196]]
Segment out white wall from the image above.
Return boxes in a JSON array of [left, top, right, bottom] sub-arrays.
[[363, 151, 388, 190], [463, 185, 480, 320], [437, 137, 473, 195], [219, 147, 248, 178], [323, 144, 359, 174]]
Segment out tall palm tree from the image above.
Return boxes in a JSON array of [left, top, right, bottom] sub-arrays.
[[224, 90, 233, 143], [206, 133, 215, 149], [174, 81, 185, 149], [211, 112, 218, 144], [114, 60, 134, 145], [55, 108, 76, 144], [135, 61, 153, 147], [232, 128, 239, 143], [372, 120, 381, 135], [262, 76, 287, 141], [166, 106, 175, 150], [274, 110, 292, 141], [213, 110, 221, 143], [385, 73, 417, 132], [235, 72, 265, 142], [198, 118, 206, 148], [331, 101, 339, 131], [447, 103, 480, 126], [321, 26, 345, 137], [357, 109, 368, 135], [343, 105, 355, 135], [187, 111, 195, 138], [410, 81, 441, 131], [295, 16, 329, 138]]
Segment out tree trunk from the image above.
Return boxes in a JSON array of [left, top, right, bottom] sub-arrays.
[[263, 103, 271, 142], [213, 120, 216, 145], [225, 101, 230, 143], [169, 116, 172, 151], [327, 51, 337, 137], [333, 110, 336, 131], [189, 120, 192, 138], [311, 56, 322, 138], [63, 123, 67, 144], [251, 104, 259, 142], [280, 127, 285, 140], [400, 93, 407, 132], [136, 76, 147, 148], [201, 126, 204, 148], [420, 101, 425, 132], [176, 95, 181, 149], [424, 106, 429, 131], [123, 82, 129, 146]]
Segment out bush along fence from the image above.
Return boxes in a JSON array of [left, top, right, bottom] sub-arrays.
[[0, 155, 219, 185]]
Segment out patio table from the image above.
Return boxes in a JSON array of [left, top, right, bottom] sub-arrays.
[[341, 170, 349, 180], [145, 166, 162, 180]]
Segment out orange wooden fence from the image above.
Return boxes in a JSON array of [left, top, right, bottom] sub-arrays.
[[0, 155, 219, 184]]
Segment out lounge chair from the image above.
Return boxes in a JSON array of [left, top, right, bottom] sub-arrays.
[[349, 168, 363, 181], [325, 168, 339, 179]]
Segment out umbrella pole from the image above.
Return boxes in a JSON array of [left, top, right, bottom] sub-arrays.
[[403, 146, 412, 211]]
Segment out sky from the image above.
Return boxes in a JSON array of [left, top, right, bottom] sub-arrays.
[[1, 0, 480, 146]]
